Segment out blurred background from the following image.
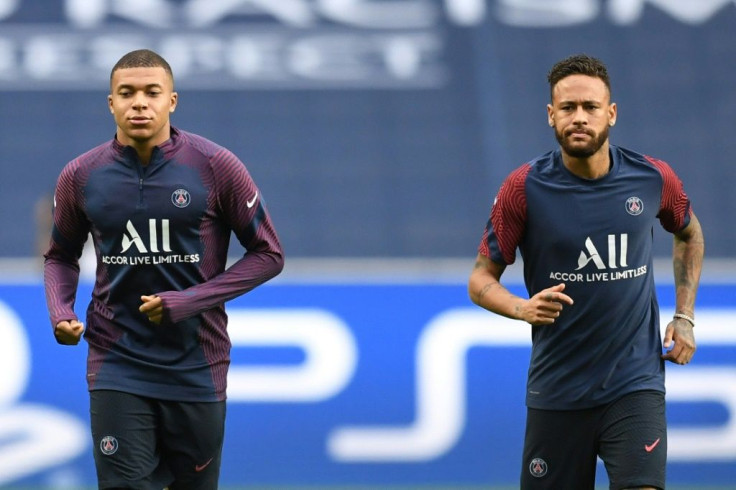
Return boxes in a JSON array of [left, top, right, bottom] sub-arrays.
[[1, 0, 734, 488]]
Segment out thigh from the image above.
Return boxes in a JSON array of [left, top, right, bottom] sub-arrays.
[[90, 390, 172, 489], [520, 406, 599, 490], [158, 400, 226, 490], [598, 390, 666, 490]]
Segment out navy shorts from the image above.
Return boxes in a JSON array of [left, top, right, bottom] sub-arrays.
[[90, 390, 226, 490], [520, 390, 666, 490]]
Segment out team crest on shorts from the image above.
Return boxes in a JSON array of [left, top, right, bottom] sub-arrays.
[[172, 188, 191, 208], [625, 196, 644, 216], [529, 457, 548, 477], [99, 435, 119, 455]]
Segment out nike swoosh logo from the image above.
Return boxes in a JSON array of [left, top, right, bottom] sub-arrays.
[[246, 191, 258, 209], [195, 457, 214, 472], [645, 438, 661, 452]]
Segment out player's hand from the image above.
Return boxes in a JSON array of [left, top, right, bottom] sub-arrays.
[[520, 283, 574, 326], [54, 320, 84, 345], [140, 295, 164, 325], [661, 318, 696, 364]]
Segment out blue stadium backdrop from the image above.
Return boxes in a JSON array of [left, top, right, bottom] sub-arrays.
[[1, 279, 735, 487], [0, 0, 735, 259], [1, 1, 736, 488]]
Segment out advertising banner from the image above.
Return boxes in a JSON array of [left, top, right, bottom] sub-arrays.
[[2, 0, 735, 259], [2, 280, 734, 488]]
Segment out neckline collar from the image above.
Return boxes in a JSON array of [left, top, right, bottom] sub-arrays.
[[112, 126, 180, 158]]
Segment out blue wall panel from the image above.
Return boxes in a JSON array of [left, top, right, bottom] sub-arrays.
[[1, 280, 734, 487], [1, 1, 735, 258]]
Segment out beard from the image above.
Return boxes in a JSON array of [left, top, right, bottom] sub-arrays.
[[554, 125, 609, 158]]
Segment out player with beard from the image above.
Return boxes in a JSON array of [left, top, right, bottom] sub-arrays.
[[468, 54, 704, 489]]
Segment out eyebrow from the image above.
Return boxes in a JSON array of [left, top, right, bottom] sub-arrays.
[[116, 83, 164, 90], [557, 98, 603, 105]]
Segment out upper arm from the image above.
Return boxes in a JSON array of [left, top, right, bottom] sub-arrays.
[[674, 211, 703, 242], [478, 164, 530, 264], [645, 156, 691, 233], [211, 151, 260, 237], [48, 162, 89, 259], [472, 253, 506, 282], [468, 253, 514, 309], [211, 150, 283, 258], [469, 253, 507, 303]]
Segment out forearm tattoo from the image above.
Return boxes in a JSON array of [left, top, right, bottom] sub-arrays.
[[673, 228, 704, 316], [478, 282, 495, 301]]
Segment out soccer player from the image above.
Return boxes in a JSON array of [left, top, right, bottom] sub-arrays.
[[43, 49, 284, 489], [468, 54, 704, 489]]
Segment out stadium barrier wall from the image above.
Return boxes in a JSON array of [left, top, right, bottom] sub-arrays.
[[1, 277, 734, 488]]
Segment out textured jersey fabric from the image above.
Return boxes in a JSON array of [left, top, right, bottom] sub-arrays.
[[478, 145, 691, 410], [44, 127, 284, 402]]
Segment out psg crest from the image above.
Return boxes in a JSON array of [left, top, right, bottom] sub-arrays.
[[529, 457, 548, 477], [625, 196, 644, 216], [100, 435, 119, 456], [172, 188, 191, 208]]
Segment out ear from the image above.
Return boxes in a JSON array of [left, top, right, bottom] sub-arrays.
[[547, 104, 554, 127], [107, 94, 114, 114], [608, 102, 617, 127], [169, 91, 178, 113]]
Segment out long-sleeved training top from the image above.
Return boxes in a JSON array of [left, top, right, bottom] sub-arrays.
[[44, 127, 284, 402]]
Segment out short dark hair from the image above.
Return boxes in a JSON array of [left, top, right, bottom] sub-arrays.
[[547, 54, 610, 100], [110, 49, 174, 86]]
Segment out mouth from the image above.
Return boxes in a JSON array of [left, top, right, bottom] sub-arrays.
[[129, 117, 151, 125], [567, 128, 593, 139]]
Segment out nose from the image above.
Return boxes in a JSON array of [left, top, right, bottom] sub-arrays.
[[131, 92, 148, 109], [572, 106, 587, 125]]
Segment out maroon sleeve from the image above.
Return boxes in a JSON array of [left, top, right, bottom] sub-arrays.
[[645, 156, 692, 233], [478, 164, 530, 264], [157, 150, 284, 323], [43, 160, 90, 328]]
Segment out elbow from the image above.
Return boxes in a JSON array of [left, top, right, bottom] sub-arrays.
[[468, 288, 482, 307], [468, 288, 478, 306], [269, 248, 285, 277], [467, 276, 482, 307]]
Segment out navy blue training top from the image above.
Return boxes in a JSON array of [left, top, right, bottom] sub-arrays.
[[44, 127, 284, 402], [478, 145, 691, 410]]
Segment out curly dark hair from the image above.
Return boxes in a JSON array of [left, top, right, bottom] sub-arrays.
[[110, 49, 174, 86], [547, 54, 610, 100]]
